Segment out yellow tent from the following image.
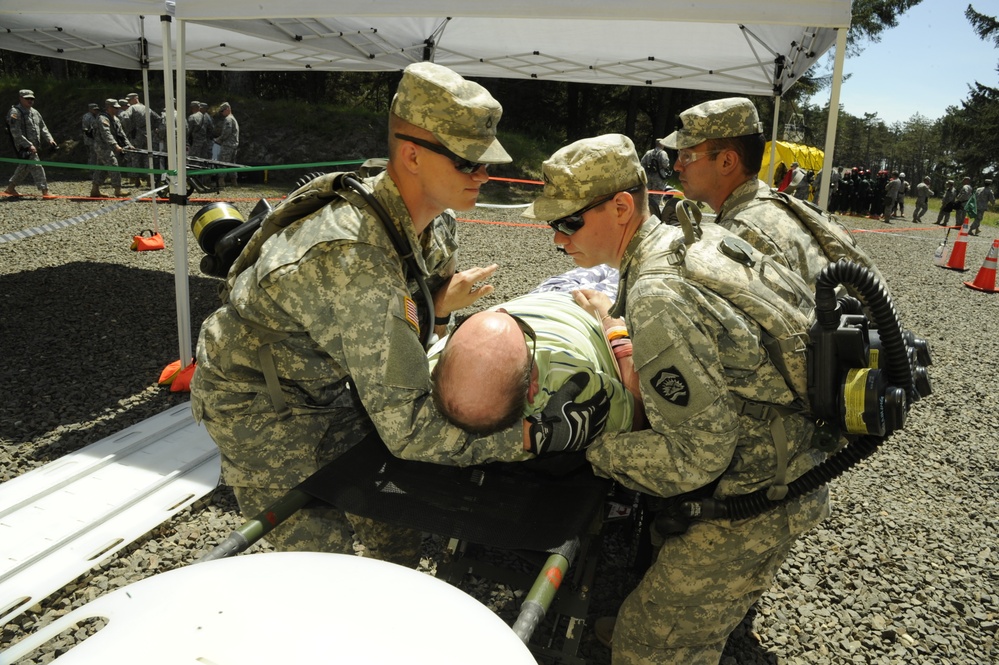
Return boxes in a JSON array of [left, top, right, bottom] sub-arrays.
[[760, 141, 825, 187]]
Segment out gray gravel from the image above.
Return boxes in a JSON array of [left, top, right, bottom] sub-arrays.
[[1, 178, 997, 664]]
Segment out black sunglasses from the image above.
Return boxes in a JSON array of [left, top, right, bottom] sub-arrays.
[[548, 186, 642, 236], [504, 311, 538, 378], [395, 133, 487, 174]]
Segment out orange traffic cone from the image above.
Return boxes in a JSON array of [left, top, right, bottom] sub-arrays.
[[941, 221, 971, 271], [964, 239, 999, 293]]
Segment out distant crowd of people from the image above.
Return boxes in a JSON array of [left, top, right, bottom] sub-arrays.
[[5, 89, 239, 198]]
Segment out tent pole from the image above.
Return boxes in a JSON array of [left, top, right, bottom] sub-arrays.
[[818, 28, 848, 210], [767, 95, 781, 187], [161, 14, 192, 369], [173, 20, 192, 369], [139, 17, 159, 235]]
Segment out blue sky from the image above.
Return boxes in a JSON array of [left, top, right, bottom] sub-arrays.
[[807, 0, 999, 124]]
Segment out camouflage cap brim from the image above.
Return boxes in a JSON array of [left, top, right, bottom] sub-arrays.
[[523, 134, 646, 222], [662, 97, 764, 150], [391, 62, 511, 165]]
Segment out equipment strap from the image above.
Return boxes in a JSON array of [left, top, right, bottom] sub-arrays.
[[731, 395, 798, 501]]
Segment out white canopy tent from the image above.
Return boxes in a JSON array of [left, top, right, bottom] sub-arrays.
[[0, 0, 852, 366]]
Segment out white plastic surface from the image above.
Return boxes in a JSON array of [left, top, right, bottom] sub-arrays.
[[0, 402, 221, 625], [1, 552, 537, 664]]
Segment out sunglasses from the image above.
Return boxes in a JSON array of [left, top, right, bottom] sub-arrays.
[[395, 133, 487, 174], [548, 186, 642, 236], [504, 310, 537, 379]]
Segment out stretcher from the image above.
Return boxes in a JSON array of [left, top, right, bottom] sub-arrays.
[[200, 431, 615, 664], [122, 147, 246, 193]]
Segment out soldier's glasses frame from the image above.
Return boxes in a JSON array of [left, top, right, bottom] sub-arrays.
[[548, 186, 643, 236], [394, 133, 486, 174], [675, 149, 723, 167]]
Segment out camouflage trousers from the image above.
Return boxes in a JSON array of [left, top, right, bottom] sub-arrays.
[[7, 155, 47, 190], [193, 379, 422, 568], [612, 489, 829, 664]]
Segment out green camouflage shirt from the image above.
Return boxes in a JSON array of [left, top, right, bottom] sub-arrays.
[[428, 291, 634, 435]]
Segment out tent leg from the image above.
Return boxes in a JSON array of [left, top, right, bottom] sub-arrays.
[[818, 28, 848, 210], [767, 96, 781, 187]]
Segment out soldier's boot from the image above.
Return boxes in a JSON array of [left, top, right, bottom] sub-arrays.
[[114, 188, 131, 198], [90, 187, 107, 198], [3, 184, 18, 196]]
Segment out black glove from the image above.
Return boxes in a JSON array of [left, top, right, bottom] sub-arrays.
[[526, 373, 611, 455]]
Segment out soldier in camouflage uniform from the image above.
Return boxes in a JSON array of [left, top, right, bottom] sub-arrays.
[[191, 63, 554, 563], [91, 99, 132, 198], [214, 102, 239, 187], [524, 134, 830, 664], [81, 103, 101, 182], [121, 92, 160, 187], [186, 100, 208, 160], [4, 90, 57, 198], [666, 97, 883, 286], [199, 102, 216, 159]]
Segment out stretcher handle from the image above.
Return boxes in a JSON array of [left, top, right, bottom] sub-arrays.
[[511, 537, 580, 642], [196, 488, 311, 563]]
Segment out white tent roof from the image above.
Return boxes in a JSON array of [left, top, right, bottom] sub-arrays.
[[1, 1, 851, 96], [0, 0, 853, 366]]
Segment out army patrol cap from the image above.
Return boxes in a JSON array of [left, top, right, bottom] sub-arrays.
[[391, 62, 511, 164], [88, 103, 99, 110], [19, 90, 36, 99], [104, 98, 120, 108], [523, 134, 646, 222], [219, 102, 231, 111], [661, 97, 764, 150], [126, 92, 139, 99]]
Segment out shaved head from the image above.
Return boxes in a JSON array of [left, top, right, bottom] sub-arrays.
[[431, 310, 533, 435]]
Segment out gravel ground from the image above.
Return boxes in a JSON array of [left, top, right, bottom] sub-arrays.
[[1, 177, 997, 664]]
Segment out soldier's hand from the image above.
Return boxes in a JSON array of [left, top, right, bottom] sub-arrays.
[[572, 288, 614, 323], [433, 264, 498, 319]]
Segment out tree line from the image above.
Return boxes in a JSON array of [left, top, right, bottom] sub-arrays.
[[2, 1, 994, 195]]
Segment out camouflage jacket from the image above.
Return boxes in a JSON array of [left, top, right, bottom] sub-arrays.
[[587, 218, 827, 532], [216, 114, 239, 149], [191, 171, 528, 486], [6, 103, 54, 151], [715, 178, 882, 286]]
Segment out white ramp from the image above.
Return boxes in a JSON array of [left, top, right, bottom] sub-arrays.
[[0, 402, 221, 625]]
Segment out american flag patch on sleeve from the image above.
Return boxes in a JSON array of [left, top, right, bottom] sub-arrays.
[[404, 296, 421, 334]]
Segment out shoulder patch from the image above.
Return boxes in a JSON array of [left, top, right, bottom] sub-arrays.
[[9, 111, 19, 121], [651, 366, 690, 406], [403, 296, 420, 334]]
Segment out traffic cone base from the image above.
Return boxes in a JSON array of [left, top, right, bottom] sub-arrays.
[[941, 222, 971, 271], [964, 239, 999, 293]]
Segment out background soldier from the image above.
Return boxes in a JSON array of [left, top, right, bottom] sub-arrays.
[[4, 89, 58, 198], [186, 100, 208, 161], [81, 102, 102, 188], [199, 101, 215, 160], [214, 101, 239, 187], [122, 92, 160, 188], [90, 99, 132, 198]]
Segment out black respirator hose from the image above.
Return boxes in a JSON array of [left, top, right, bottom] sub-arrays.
[[690, 260, 912, 523]]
